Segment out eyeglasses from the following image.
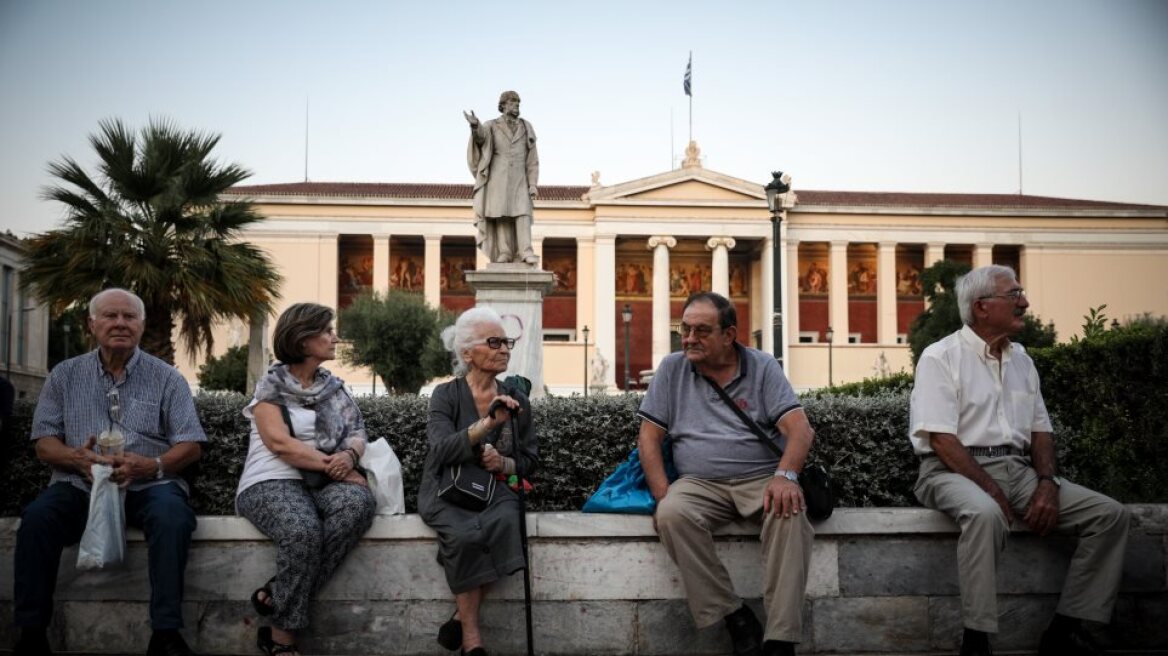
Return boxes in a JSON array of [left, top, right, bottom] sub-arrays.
[[107, 387, 123, 429], [479, 337, 517, 349], [679, 323, 718, 338], [979, 288, 1026, 302]]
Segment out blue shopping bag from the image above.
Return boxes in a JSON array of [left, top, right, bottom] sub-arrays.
[[582, 439, 678, 514]]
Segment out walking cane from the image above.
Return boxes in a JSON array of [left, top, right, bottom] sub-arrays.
[[502, 375, 536, 656]]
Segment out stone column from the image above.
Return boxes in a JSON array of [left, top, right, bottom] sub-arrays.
[[532, 237, 544, 267], [975, 243, 994, 269], [1019, 245, 1041, 318], [787, 239, 800, 347], [576, 236, 595, 340], [319, 234, 339, 307], [706, 237, 736, 297], [761, 236, 774, 355], [878, 242, 897, 344], [424, 236, 442, 308], [594, 235, 618, 389], [925, 242, 946, 308], [373, 235, 391, 294], [829, 241, 849, 344], [925, 242, 946, 268], [647, 236, 677, 369], [476, 248, 489, 271]]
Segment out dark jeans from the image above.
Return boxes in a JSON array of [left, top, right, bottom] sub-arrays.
[[14, 481, 197, 630]]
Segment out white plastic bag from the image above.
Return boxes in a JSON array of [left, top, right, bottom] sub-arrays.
[[76, 464, 126, 570], [361, 439, 405, 515]]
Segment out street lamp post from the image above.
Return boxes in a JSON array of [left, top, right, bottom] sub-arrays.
[[826, 325, 835, 387], [582, 325, 590, 397], [764, 171, 792, 370], [622, 304, 633, 390], [63, 322, 71, 361]]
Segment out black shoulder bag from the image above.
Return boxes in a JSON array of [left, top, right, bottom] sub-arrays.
[[280, 404, 332, 490], [700, 374, 835, 521], [436, 386, 496, 512]]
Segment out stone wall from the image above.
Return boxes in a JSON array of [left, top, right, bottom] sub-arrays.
[[1, 506, 1164, 655]]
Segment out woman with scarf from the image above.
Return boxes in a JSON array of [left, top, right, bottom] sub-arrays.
[[422, 306, 539, 656], [236, 303, 376, 656]]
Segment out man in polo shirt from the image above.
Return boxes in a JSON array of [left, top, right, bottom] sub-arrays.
[[911, 265, 1129, 656], [13, 288, 206, 656], [638, 292, 816, 656]]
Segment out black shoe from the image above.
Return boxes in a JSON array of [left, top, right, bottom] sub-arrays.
[[437, 611, 462, 651], [13, 628, 52, 656], [147, 630, 197, 656], [762, 640, 795, 656], [256, 626, 298, 656], [1038, 625, 1104, 656], [960, 628, 992, 656], [724, 605, 763, 656]]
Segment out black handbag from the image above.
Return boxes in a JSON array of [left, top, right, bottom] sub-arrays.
[[701, 374, 835, 521], [280, 405, 332, 490], [437, 462, 496, 512]]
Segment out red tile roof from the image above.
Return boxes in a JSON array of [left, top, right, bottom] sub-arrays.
[[225, 182, 1164, 212], [225, 182, 590, 201], [793, 190, 1164, 211]]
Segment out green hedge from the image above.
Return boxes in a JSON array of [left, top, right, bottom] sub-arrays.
[[2, 325, 1164, 516]]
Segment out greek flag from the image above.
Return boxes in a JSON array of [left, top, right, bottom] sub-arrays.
[[683, 53, 692, 96]]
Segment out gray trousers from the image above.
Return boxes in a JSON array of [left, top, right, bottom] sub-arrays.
[[656, 475, 814, 643], [914, 455, 1130, 633], [237, 479, 376, 631]]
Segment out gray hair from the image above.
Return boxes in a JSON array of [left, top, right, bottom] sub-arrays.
[[442, 306, 505, 376], [956, 265, 1017, 326], [89, 288, 146, 320]]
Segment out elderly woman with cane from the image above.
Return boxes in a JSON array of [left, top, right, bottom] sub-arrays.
[[421, 306, 539, 656], [235, 303, 376, 656]]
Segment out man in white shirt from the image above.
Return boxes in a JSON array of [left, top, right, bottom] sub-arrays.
[[910, 265, 1129, 656]]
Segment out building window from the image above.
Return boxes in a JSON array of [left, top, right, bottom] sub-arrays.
[[896, 333, 907, 345], [542, 329, 575, 342], [848, 333, 862, 344], [798, 331, 819, 344]]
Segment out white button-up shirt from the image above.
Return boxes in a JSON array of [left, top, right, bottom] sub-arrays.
[[909, 325, 1053, 455]]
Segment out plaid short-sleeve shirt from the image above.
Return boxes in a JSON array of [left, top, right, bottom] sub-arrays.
[[31, 348, 207, 494]]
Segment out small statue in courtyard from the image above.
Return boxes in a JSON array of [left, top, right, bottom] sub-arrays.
[[464, 90, 540, 266], [591, 351, 609, 390]]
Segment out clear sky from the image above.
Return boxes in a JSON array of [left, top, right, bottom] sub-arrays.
[[2, 0, 1166, 236]]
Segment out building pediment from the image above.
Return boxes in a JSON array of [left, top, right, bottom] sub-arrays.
[[587, 167, 765, 205]]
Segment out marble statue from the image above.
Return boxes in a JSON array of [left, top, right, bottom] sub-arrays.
[[464, 90, 540, 266]]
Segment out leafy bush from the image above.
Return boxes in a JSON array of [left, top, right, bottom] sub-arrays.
[[808, 372, 914, 399], [197, 345, 249, 393], [3, 324, 1165, 517], [338, 291, 454, 394], [1028, 322, 1168, 502]]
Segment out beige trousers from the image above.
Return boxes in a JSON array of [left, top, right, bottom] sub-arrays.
[[655, 474, 814, 643], [914, 455, 1130, 633]]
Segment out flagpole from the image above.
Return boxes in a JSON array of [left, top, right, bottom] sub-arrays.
[[688, 51, 693, 143]]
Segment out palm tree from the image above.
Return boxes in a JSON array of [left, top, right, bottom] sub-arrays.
[[21, 118, 281, 364]]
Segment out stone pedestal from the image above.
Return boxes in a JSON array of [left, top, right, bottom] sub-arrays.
[[465, 264, 555, 399]]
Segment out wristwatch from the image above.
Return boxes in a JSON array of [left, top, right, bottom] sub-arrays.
[[154, 457, 165, 480], [1038, 474, 1061, 487], [774, 469, 798, 482]]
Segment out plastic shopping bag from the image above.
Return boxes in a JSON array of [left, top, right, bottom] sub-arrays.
[[582, 439, 678, 514], [76, 464, 126, 570], [361, 438, 405, 515]]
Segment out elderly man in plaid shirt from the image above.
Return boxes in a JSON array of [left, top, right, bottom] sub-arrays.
[[13, 289, 206, 656]]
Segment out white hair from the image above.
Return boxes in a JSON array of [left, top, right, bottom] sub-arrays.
[[956, 265, 1016, 326], [442, 306, 504, 376], [89, 288, 146, 320]]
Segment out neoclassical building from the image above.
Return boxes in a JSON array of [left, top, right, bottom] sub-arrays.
[[184, 151, 1168, 393]]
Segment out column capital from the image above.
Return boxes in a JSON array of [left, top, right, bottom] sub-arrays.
[[705, 236, 737, 251], [831, 240, 849, 250], [647, 235, 677, 250], [879, 241, 897, 250], [423, 234, 443, 243]]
